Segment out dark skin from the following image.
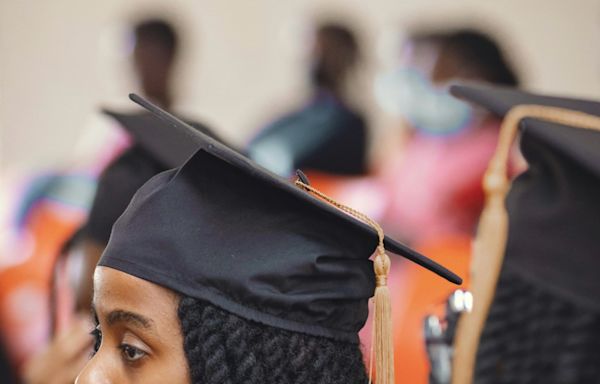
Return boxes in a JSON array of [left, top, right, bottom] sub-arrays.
[[75, 266, 189, 383], [74, 239, 106, 313], [310, 29, 357, 98], [133, 37, 175, 108]]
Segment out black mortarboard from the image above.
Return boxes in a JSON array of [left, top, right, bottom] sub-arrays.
[[449, 84, 600, 383], [99, 94, 461, 347], [85, 110, 222, 244], [452, 83, 600, 309]]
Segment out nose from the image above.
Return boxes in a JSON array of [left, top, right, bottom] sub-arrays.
[[75, 356, 111, 384]]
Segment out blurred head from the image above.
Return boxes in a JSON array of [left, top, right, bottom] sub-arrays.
[[309, 23, 360, 94], [429, 28, 519, 86], [133, 19, 179, 107], [375, 26, 520, 135]]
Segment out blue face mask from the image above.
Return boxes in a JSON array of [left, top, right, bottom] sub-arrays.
[[374, 67, 473, 135]]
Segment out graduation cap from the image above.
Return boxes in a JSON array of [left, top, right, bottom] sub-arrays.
[[448, 83, 600, 383], [99, 94, 461, 384], [85, 110, 221, 245]]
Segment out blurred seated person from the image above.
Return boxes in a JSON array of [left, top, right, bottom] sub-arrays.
[[247, 22, 368, 177], [370, 27, 522, 383]]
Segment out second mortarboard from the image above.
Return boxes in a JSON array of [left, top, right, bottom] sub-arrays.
[[449, 83, 600, 384]]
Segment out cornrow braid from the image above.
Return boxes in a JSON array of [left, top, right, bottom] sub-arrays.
[[178, 296, 369, 384]]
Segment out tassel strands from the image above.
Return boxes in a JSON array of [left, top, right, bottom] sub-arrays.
[[372, 245, 395, 384]]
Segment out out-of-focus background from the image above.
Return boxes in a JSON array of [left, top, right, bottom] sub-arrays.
[[2, 0, 600, 171], [1, 1, 600, 383]]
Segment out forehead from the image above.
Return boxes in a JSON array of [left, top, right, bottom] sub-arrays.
[[93, 266, 180, 327]]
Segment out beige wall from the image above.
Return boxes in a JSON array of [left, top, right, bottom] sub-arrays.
[[2, 0, 600, 171]]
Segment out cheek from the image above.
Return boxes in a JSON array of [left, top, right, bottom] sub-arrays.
[[155, 328, 190, 383], [145, 351, 190, 384]]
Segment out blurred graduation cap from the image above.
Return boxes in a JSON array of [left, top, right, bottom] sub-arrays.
[[449, 83, 600, 384], [85, 110, 223, 245], [451, 83, 600, 117], [102, 110, 224, 168], [99, 94, 462, 383]]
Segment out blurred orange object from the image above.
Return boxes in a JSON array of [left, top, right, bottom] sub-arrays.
[[298, 171, 388, 222], [0, 200, 85, 371], [391, 235, 471, 383]]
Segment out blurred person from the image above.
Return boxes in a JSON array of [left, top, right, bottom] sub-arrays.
[[369, 27, 521, 383], [68, 18, 182, 169], [375, 28, 520, 244], [247, 22, 368, 177]]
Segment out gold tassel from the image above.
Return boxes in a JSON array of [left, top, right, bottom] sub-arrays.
[[373, 246, 394, 384], [294, 179, 395, 384]]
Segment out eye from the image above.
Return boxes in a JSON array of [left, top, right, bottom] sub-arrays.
[[90, 325, 102, 354], [119, 344, 147, 363]]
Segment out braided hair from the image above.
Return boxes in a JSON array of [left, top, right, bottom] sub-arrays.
[[178, 296, 369, 384], [474, 266, 600, 384]]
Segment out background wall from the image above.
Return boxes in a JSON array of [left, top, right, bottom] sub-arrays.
[[2, 0, 600, 171]]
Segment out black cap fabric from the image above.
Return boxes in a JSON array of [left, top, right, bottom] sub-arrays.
[[451, 83, 600, 311], [85, 110, 221, 245], [98, 94, 461, 343]]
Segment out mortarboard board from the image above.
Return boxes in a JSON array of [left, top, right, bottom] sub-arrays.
[[448, 83, 600, 384], [85, 110, 223, 245], [98, 94, 462, 383]]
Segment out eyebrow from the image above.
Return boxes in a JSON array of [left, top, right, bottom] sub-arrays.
[[106, 310, 153, 329], [91, 304, 154, 330]]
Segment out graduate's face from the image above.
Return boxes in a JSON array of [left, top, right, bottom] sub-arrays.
[[75, 266, 190, 384]]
